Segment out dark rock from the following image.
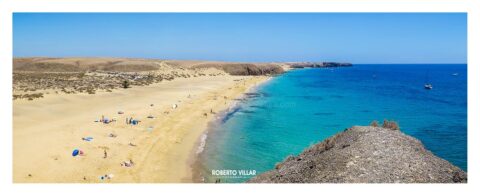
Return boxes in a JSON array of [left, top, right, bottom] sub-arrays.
[[248, 126, 467, 183], [195, 63, 284, 76], [287, 62, 352, 69]]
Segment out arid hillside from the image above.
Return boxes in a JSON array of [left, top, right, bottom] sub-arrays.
[[12, 57, 285, 100], [13, 57, 285, 75]]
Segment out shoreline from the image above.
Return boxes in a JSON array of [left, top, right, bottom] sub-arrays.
[[13, 74, 272, 183], [190, 76, 273, 183]]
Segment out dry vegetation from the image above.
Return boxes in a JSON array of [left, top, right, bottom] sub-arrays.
[[13, 57, 284, 100], [369, 120, 399, 130], [382, 120, 400, 130], [13, 57, 254, 100]]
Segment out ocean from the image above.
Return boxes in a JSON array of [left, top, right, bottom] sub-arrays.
[[196, 64, 467, 183]]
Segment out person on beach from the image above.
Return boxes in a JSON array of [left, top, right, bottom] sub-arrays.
[[103, 149, 107, 159], [121, 159, 135, 167]]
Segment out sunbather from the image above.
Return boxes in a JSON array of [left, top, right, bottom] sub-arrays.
[[121, 159, 135, 167]]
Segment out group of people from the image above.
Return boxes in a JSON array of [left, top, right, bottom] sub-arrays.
[[125, 117, 140, 125], [121, 159, 135, 167], [99, 115, 116, 124]]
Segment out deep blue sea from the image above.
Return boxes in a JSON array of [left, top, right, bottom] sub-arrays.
[[197, 64, 467, 183]]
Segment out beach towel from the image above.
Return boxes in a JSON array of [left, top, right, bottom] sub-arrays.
[[82, 137, 93, 142]]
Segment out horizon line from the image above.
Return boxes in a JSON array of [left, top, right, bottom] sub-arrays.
[[11, 56, 467, 65]]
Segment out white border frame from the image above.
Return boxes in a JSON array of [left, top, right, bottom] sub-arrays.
[[1, 1, 478, 196]]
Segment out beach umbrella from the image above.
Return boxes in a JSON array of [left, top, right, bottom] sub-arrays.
[[72, 149, 80, 157]]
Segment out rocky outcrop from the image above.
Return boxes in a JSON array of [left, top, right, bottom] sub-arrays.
[[221, 63, 284, 76], [192, 63, 284, 76], [249, 126, 467, 183], [287, 62, 352, 69]]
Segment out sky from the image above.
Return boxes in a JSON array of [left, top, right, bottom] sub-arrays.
[[13, 13, 467, 64]]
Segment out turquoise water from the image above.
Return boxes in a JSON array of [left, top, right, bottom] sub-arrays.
[[197, 64, 467, 183]]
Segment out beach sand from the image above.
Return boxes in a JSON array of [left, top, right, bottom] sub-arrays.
[[13, 74, 270, 183]]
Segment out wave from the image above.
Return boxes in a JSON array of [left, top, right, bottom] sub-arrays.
[[196, 133, 208, 154]]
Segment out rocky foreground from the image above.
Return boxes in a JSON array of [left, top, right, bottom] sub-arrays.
[[249, 126, 467, 183]]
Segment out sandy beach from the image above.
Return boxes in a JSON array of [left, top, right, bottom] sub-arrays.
[[13, 73, 270, 183]]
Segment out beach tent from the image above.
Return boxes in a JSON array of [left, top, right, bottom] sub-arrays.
[[72, 149, 84, 156]]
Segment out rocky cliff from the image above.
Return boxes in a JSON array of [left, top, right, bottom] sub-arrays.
[[249, 126, 467, 183], [193, 63, 284, 76], [287, 62, 352, 69]]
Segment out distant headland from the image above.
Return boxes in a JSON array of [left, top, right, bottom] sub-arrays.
[[286, 62, 353, 69]]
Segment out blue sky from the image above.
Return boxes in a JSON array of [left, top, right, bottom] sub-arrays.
[[13, 13, 467, 63]]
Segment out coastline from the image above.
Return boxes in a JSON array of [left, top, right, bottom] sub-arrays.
[[189, 64, 468, 183], [190, 76, 273, 183], [13, 74, 272, 183]]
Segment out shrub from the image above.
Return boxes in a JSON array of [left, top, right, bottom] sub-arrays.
[[382, 120, 399, 130], [370, 120, 379, 127], [122, 80, 130, 89], [86, 88, 96, 94]]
